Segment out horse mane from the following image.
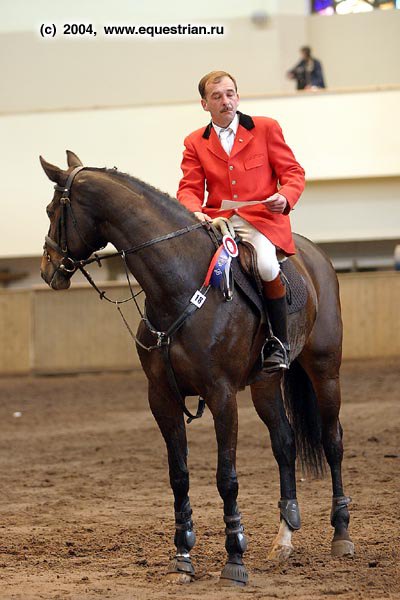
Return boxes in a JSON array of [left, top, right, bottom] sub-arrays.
[[85, 167, 196, 222]]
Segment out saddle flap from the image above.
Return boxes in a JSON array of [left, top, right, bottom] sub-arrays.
[[238, 241, 263, 294], [238, 242, 287, 286]]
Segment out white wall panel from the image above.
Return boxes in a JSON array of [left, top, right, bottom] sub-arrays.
[[1, 88, 399, 256]]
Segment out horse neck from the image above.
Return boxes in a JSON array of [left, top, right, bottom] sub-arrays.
[[89, 173, 212, 323]]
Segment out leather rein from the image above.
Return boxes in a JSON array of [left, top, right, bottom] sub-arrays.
[[43, 166, 216, 422]]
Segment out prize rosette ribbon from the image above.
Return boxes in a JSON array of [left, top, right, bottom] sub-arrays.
[[204, 235, 238, 288]]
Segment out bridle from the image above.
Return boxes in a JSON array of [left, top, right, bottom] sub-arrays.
[[44, 165, 103, 277]]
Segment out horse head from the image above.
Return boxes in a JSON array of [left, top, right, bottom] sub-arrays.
[[40, 150, 107, 290]]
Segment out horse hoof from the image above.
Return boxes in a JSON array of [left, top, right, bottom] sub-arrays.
[[166, 572, 193, 584], [219, 561, 248, 586], [268, 544, 294, 562], [331, 539, 355, 557], [166, 556, 194, 583]]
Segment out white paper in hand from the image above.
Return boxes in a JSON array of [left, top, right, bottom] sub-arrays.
[[219, 199, 273, 211]]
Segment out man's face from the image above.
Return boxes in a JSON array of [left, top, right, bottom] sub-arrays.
[[201, 76, 239, 127]]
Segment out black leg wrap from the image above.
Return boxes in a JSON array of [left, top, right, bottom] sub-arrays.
[[224, 513, 248, 555], [330, 496, 351, 528], [174, 509, 196, 552], [220, 513, 248, 586], [278, 498, 301, 531]]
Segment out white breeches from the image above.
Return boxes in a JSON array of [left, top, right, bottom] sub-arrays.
[[229, 214, 280, 282]]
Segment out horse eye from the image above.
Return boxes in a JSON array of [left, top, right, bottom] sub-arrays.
[[46, 206, 54, 218]]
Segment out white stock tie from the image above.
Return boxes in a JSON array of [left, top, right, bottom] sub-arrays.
[[219, 127, 234, 155]]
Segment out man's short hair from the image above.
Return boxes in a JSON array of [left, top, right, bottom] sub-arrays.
[[198, 71, 237, 99], [300, 46, 312, 58]]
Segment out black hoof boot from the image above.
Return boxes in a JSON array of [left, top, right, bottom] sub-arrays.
[[220, 559, 248, 586], [167, 555, 195, 581], [220, 513, 248, 586]]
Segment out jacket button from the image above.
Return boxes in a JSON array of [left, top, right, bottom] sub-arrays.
[[229, 165, 234, 170], [232, 180, 236, 185], [233, 194, 238, 199]]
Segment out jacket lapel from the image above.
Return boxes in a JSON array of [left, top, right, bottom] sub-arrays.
[[206, 127, 229, 162], [203, 112, 255, 162], [229, 125, 254, 159]]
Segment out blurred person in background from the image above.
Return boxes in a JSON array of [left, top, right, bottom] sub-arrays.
[[287, 46, 326, 90], [177, 71, 305, 371]]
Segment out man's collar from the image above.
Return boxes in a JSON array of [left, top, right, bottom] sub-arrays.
[[212, 112, 239, 138], [202, 111, 255, 139]]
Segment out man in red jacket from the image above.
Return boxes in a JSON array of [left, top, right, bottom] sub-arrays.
[[177, 71, 305, 371]]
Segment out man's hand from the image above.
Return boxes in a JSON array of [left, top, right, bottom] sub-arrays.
[[265, 193, 288, 214], [194, 211, 212, 223]]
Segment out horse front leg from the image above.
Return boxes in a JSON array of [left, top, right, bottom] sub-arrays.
[[208, 391, 248, 587], [148, 382, 196, 583], [250, 374, 300, 562]]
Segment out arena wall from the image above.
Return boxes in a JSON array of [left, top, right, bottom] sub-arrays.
[[1, 271, 399, 375], [339, 272, 400, 360], [0, 290, 31, 374]]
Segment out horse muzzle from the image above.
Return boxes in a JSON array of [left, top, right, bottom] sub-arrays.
[[40, 253, 73, 290]]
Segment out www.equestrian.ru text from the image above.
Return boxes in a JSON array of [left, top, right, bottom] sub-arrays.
[[39, 23, 225, 38]]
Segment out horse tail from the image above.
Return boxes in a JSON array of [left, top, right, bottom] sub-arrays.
[[283, 360, 326, 478]]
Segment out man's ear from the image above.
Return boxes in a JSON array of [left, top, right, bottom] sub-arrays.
[[39, 156, 63, 184], [201, 98, 208, 112]]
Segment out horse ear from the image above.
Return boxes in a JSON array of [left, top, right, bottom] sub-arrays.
[[66, 150, 83, 168], [67, 150, 83, 167], [40, 156, 63, 184]]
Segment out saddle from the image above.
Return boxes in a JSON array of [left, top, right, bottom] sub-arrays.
[[233, 241, 308, 317], [208, 218, 307, 317]]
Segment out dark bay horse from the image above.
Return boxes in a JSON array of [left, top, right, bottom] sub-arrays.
[[40, 151, 354, 586]]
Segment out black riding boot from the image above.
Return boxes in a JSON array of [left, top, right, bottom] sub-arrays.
[[262, 295, 290, 372]]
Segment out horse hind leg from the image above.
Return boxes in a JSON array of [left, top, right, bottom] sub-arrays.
[[148, 382, 196, 583], [299, 356, 355, 557], [250, 375, 301, 562]]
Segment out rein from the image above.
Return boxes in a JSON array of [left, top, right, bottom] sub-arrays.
[[44, 165, 218, 422]]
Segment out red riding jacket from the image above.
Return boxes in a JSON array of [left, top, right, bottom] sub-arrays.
[[177, 112, 305, 255]]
